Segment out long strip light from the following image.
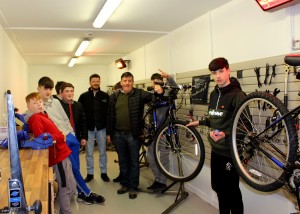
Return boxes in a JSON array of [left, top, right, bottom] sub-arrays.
[[93, 0, 122, 28], [68, 57, 78, 67], [75, 38, 91, 57]]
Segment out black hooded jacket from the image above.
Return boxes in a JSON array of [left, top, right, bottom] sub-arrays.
[[199, 77, 246, 157]]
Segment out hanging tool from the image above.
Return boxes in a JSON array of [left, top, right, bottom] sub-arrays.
[[268, 64, 276, 85], [264, 63, 270, 85], [273, 88, 280, 97], [254, 67, 262, 88]]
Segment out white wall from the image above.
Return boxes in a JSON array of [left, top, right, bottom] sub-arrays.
[[27, 65, 109, 102], [0, 27, 28, 118]]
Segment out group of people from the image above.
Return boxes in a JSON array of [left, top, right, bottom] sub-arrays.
[[24, 57, 245, 214]]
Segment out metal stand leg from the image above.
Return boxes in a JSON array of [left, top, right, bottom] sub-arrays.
[[160, 181, 189, 214], [139, 144, 149, 168]]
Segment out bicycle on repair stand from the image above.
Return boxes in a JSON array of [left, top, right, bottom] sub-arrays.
[[230, 54, 300, 213], [141, 82, 205, 213]]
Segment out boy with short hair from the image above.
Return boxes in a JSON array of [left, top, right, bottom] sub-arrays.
[[187, 57, 245, 213], [26, 92, 76, 214]]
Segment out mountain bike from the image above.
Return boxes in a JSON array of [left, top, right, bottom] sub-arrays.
[[141, 84, 205, 183], [230, 54, 300, 208]]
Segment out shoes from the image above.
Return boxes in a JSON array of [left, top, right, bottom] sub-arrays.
[[77, 192, 105, 205], [77, 192, 93, 205], [113, 174, 121, 182], [147, 181, 167, 191], [90, 192, 105, 204], [101, 173, 110, 182], [84, 174, 94, 183], [117, 186, 129, 194], [128, 189, 137, 199]]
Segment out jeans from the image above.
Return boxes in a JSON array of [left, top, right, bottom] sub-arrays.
[[66, 133, 91, 196], [113, 131, 141, 189], [86, 128, 107, 174]]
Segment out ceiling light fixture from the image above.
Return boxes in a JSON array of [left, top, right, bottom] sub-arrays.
[[255, 0, 293, 11], [68, 57, 78, 67], [115, 58, 130, 69], [75, 38, 91, 57], [93, 0, 122, 28]]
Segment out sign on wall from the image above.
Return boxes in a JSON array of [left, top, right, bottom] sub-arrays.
[[191, 75, 211, 104]]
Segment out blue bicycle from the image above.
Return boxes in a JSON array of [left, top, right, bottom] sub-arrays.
[[142, 84, 205, 182]]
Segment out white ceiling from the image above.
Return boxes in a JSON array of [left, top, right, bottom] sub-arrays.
[[0, 0, 232, 66]]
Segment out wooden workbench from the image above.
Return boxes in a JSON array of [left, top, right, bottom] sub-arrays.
[[0, 148, 53, 214]]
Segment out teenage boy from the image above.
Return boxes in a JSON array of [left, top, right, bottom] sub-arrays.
[[187, 57, 245, 213], [26, 92, 76, 214]]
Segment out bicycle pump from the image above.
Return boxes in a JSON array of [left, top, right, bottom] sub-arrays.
[[0, 91, 42, 214]]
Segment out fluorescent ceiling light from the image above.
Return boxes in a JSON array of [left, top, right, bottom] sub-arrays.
[[93, 0, 122, 28], [68, 57, 78, 67], [75, 38, 91, 57]]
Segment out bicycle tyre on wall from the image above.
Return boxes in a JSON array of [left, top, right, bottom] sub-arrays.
[[231, 91, 298, 192], [153, 120, 205, 182]]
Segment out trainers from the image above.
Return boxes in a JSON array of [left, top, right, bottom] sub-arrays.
[[113, 174, 121, 182], [90, 192, 105, 204], [84, 174, 94, 183], [77, 192, 93, 205], [101, 173, 110, 182], [117, 186, 129, 194], [147, 181, 167, 191], [128, 189, 137, 199]]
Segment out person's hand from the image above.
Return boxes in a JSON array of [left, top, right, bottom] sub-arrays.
[[106, 135, 112, 144], [209, 130, 225, 142], [186, 120, 199, 127], [81, 139, 87, 146], [154, 84, 164, 94], [158, 69, 169, 79]]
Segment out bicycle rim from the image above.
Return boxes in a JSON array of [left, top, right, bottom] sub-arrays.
[[154, 120, 205, 182], [231, 92, 298, 192]]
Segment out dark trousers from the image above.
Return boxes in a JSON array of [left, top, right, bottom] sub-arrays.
[[211, 151, 244, 214], [114, 131, 141, 189]]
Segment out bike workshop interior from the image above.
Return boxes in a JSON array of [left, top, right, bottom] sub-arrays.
[[0, 0, 300, 213]]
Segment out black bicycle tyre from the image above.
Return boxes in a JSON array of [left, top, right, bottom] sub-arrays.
[[153, 120, 205, 182], [231, 91, 298, 192]]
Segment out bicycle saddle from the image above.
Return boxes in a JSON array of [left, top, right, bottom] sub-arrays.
[[284, 54, 300, 66]]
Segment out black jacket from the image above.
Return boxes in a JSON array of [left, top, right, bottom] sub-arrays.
[[59, 99, 88, 141], [200, 77, 246, 157], [106, 88, 152, 138], [78, 89, 109, 131]]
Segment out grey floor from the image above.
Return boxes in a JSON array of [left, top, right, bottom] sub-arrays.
[[55, 148, 218, 214]]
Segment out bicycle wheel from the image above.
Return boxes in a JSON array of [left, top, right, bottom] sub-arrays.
[[153, 120, 205, 182], [231, 91, 298, 192]]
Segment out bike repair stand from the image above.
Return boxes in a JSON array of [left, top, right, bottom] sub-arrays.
[[140, 161, 189, 213], [139, 144, 149, 168], [139, 180, 189, 214], [0, 91, 42, 214]]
